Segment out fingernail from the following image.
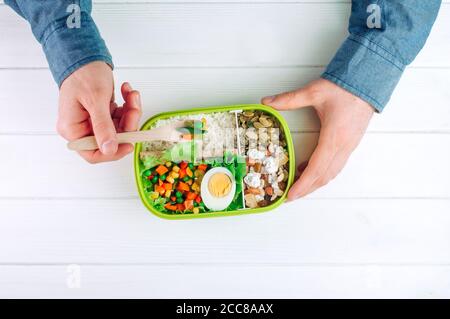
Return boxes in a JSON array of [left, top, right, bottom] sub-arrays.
[[135, 92, 141, 105], [263, 95, 276, 104], [101, 140, 118, 155]]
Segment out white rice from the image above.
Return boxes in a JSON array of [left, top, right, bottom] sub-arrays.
[[142, 112, 237, 159]]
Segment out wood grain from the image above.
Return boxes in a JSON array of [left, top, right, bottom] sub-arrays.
[[0, 264, 449, 298], [1, 68, 450, 134], [0, 0, 449, 298], [0, 3, 449, 68], [1, 199, 449, 264]]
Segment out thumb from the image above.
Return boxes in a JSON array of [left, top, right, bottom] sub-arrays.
[[261, 87, 315, 110], [88, 101, 118, 155]]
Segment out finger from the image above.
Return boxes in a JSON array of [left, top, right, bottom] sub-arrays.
[[109, 102, 118, 116], [113, 106, 124, 119], [301, 148, 352, 197], [288, 126, 336, 200], [297, 161, 308, 175], [121, 82, 133, 101], [86, 97, 118, 156], [261, 87, 316, 110], [78, 143, 134, 164], [57, 120, 92, 141], [58, 100, 89, 124], [120, 89, 142, 132]]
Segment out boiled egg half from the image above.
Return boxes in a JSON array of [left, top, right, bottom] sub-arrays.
[[200, 167, 236, 211]]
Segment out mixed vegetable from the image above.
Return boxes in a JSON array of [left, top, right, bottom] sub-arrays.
[[142, 161, 208, 214]]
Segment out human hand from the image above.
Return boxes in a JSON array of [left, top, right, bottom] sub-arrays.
[[57, 61, 142, 163], [262, 78, 374, 200]]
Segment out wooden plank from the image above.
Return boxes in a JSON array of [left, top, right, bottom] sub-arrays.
[[0, 133, 449, 198], [1, 68, 450, 134], [0, 3, 448, 68], [0, 264, 449, 298], [0, 199, 449, 264]]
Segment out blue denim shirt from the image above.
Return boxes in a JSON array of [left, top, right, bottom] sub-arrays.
[[322, 0, 441, 111], [6, 1, 441, 111], [5, 0, 113, 86]]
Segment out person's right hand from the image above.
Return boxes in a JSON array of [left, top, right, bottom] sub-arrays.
[[57, 61, 142, 163]]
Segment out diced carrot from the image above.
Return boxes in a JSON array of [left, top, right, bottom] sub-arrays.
[[162, 183, 172, 191], [176, 204, 185, 211], [177, 182, 190, 192], [155, 165, 169, 176], [179, 162, 188, 169], [186, 167, 193, 177], [195, 196, 202, 204], [197, 164, 208, 171], [158, 179, 163, 187], [186, 192, 197, 200], [164, 203, 177, 211], [182, 134, 193, 141], [171, 196, 177, 202], [179, 169, 186, 179], [155, 185, 165, 195], [184, 200, 194, 210]]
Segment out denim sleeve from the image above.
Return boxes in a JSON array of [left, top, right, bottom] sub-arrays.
[[322, 1, 441, 112], [5, 0, 113, 87]]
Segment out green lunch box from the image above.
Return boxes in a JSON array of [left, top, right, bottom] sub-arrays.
[[134, 104, 295, 219]]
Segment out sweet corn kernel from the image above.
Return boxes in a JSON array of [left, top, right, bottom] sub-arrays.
[[193, 207, 200, 214], [165, 161, 172, 167], [165, 190, 171, 198], [191, 183, 200, 192], [150, 192, 159, 200], [172, 172, 179, 179], [166, 176, 175, 184], [172, 166, 180, 173]]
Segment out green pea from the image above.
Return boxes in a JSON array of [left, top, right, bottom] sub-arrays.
[[193, 201, 199, 207], [182, 176, 190, 182], [151, 176, 158, 184], [143, 170, 151, 177], [175, 191, 183, 198], [176, 197, 184, 204], [188, 163, 194, 170], [160, 174, 166, 181]]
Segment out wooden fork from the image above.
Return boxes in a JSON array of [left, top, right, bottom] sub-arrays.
[[67, 120, 193, 151]]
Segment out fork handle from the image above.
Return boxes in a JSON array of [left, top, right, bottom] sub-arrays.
[[67, 130, 173, 151]]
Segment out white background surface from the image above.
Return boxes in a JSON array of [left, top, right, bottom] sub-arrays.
[[0, 0, 449, 298]]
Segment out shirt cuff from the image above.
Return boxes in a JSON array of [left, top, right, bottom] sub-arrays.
[[40, 12, 113, 87], [321, 34, 405, 112]]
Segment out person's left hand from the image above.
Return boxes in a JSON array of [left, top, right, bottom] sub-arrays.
[[262, 78, 374, 200]]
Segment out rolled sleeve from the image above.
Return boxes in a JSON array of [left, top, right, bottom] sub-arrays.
[[322, 34, 405, 112], [322, 0, 441, 112], [41, 12, 113, 86], [5, 0, 113, 87]]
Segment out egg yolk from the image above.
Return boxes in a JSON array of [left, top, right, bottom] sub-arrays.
[[208, 173, 232, 197]]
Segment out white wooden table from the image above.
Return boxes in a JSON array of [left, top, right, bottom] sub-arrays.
[[0, 0, 449, 298]]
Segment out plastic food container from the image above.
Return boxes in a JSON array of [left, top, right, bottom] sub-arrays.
[[134, 104, 295, 219]]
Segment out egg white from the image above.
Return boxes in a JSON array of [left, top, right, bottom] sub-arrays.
[[200, 167, 236, 211]]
